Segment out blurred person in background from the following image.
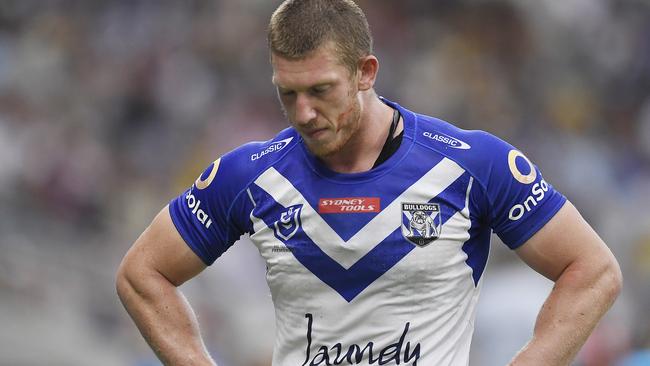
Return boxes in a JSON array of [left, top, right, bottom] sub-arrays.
[[115, 1, 622, 365]]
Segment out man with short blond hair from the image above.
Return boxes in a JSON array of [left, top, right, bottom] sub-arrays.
[[268, 0, 372, 73], [117, 1, 622, 365]]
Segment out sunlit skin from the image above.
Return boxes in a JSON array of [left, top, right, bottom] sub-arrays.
[[271, 42, 402, 173]]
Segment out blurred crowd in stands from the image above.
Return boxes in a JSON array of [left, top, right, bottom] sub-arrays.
[[0, 0, 648, 365]]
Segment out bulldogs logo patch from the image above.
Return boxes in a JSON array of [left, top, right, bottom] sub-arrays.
[[401, 202, 442, 247], [274, 204, 302, 241]]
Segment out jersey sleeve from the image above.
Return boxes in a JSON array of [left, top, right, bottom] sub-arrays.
[[168, 153, 251, 265], [472, 133, 567, 249]]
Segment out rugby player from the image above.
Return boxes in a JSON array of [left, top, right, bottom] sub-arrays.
[[116, 1, 622, 365]]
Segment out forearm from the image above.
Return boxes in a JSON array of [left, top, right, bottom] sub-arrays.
[[116, 269, 216, 366], [509, 258, 622, 365]]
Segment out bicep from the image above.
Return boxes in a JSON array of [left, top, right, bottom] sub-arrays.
[[120, 205, 207, 287], [515, 200, 611, 281]]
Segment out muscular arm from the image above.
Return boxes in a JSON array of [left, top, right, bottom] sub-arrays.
[[116, 205, 216, 366], [509, 201, 622, 365]]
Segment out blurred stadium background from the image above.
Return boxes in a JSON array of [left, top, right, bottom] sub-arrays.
[[0, 0, 649, 365]]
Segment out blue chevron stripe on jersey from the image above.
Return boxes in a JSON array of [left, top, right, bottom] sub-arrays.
[[248, 167, 473, 302]]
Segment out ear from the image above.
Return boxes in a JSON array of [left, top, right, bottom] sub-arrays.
[[357, 55, 379, 91]]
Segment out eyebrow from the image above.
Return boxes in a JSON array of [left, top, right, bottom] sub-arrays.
[[274, 82, 332, 92]]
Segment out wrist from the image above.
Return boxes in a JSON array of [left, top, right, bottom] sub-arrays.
[[509, 340, 569, 366]]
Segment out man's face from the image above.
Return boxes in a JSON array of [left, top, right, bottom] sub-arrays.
[[271, 43, 361, 158]]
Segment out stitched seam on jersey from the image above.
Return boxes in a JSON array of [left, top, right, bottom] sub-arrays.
[[225, 135, 302, 235], [413, 128, 565, 248], [412, 138, 492, 219], [402, 112, 494, 220]]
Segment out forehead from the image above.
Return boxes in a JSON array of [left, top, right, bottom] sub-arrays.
[[271, 44, 351, 89]]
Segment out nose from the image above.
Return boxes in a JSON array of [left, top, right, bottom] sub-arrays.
[[294, 93, 317, 125]]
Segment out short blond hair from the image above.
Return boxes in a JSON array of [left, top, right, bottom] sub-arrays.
[[268, 0, 373, 73]]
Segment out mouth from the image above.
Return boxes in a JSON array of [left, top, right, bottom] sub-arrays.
[[304, 127, 329, 139]]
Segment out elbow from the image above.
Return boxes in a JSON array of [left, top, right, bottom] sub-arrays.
[[115, 262, 129, 303], [588, 250, 623, 309], [602, 255, 623, 305], [115, 257, 137, 305]]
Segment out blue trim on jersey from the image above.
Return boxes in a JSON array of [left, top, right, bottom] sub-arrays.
[[500, 196, 566, 249], [461, 222, 492, 286], [169, 191, 225, 265]]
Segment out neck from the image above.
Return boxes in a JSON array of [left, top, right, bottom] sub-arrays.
[[320, 91, 401, 173]]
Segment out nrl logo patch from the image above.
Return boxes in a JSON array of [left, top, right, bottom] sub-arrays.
[[273, 204, 302, 241], [401, 202, 442, 247]]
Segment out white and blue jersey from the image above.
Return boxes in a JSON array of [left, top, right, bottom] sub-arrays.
[[169, 98, 566, 366]]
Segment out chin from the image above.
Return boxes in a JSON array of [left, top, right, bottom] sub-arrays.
[[306, 140, 339, 158], [303, 109, 360, 158]]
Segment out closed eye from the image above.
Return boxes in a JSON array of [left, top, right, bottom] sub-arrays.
[[278, 88, 295, 97], [309, 85, 330, 96]]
